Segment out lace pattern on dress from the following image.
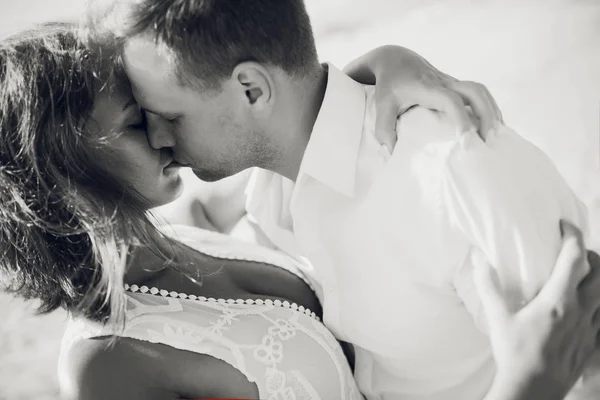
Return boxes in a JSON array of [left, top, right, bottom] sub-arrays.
[[61, 226, 363, 399]]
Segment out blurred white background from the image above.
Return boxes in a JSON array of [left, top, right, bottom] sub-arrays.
[[0, 0, 598, 399]]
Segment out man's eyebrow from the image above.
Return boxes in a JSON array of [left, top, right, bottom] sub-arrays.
[[141, 107, 178, 119], [141, 107, 161, 115]]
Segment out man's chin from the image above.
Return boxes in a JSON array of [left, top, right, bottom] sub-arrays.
[[192, 168, 228, 182]]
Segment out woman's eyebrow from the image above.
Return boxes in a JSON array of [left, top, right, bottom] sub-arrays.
[[121, 98, 137, 112]]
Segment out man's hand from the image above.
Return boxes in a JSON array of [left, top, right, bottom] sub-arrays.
[[476, 220, 600, 400], [343, 45, 502, 152]]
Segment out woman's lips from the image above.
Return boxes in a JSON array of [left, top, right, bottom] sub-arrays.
[[164, 161, 185, 170]]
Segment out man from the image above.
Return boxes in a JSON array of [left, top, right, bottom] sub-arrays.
[[86, 0, 598, 398]]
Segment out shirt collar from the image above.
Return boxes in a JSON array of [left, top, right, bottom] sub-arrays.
[[296, 63, 367, 198]]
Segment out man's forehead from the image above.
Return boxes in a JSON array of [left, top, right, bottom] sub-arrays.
[[123, 35, 177, 81]]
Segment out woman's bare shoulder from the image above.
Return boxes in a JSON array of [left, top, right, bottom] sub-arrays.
[[61, 335, 259, 400]]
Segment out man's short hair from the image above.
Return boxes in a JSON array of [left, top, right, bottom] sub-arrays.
[[85, 0, 319, 89]]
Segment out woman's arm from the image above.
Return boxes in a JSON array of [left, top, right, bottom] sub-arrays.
[[479, 224, 600, 400], [344, 45, 502, 151], [160, 46, 502, 235], [61, 336, 259, 400]]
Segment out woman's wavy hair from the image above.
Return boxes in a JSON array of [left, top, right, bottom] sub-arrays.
[[0, 22, 172, 332]]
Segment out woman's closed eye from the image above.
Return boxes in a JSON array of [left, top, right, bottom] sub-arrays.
[[165, 116, 180, 126], [128, 111, 148, 130]]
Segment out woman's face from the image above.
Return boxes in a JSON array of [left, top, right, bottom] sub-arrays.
[[89, 81, 184, 208]]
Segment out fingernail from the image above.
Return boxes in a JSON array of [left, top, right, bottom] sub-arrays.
[[457, 126, 477, 149], [379, 144, 392, 160], [466, 125, 478, 135]]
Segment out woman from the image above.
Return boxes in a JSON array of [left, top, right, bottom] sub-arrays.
[[0, 23, 597, 400]]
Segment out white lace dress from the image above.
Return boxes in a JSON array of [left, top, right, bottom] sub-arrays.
[[59, 225, 363, 400]]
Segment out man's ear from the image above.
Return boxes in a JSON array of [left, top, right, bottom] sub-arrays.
[[231, 62, 274, 110]]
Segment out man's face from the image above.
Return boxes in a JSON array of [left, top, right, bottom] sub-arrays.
[[122, 34, 269, 181]]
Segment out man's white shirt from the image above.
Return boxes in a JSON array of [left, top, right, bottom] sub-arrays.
[[245, 64, 590, 399]]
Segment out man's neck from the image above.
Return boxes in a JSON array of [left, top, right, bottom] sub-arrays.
[[269, 64, 328, 182]]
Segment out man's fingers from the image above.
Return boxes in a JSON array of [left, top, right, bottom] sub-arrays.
[[588, 250, 600, 271], [592, 307, 600, 326], [579, 251, 600, 313], [559, 220, 591, 282], [448, 81, 499, 141], [473, 256, 510, 329], [538, 220, 589, 305], [373, 88, 401, 153]]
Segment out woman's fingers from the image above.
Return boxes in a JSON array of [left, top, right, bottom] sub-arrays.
[[424, 86, 477, 137], [373, 84, 478, 150], [347, 45, 505, 151], [448, 80, 502, 140], [478, 82, 503, 124], [373, 86, 402, 153]]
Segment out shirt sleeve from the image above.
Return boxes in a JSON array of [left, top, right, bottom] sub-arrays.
[[396, 107, 590, 334]]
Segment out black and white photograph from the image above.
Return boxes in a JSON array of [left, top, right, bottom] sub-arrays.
[[0, 0, 599, 399]]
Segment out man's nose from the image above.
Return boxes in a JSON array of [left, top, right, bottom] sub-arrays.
[[146, 114, 175, 149]]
